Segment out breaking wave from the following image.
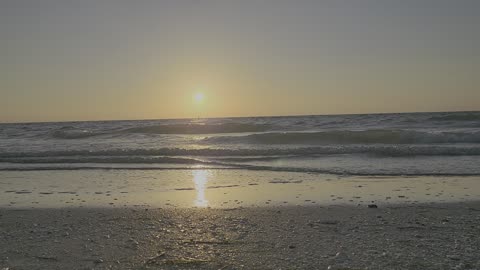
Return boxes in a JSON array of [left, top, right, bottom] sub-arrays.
[[2, 145, 480, 161], [203, 130, 480, 145], [0, 156, 212, 165], [51, 129, 108, 139], [50, 123, 274, 139], [1, 163, 479, 176], [122, 123, 272, 134], [428, 112, 480, 122]]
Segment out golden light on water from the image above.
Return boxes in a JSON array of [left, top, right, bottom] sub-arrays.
[[193, 170, 209, 207]]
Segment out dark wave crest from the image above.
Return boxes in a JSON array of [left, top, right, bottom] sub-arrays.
[[428, 112, 480, 122], [2, 145, 480, 161], [51, 130, 108, 139], [203, 130, 480, 145]]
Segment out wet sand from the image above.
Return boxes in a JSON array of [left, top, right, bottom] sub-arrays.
[[1, 170, 480, 208], [1, 202, 480, 270]]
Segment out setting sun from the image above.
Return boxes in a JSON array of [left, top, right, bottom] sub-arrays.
[[193, 92, 205, 104]]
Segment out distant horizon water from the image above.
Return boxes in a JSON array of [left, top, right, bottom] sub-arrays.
[[2, 109, 479, 125]]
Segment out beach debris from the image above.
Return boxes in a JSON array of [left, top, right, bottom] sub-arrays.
[[368, 204, 378, 208], [57, 191, 76, 194], [452, 262, 467, 270], [269, 179, 303, 184], [15, 191, 32, 194], [331, 251, 349, 265], [164, 258, 210, 265], [35, 255, 58, 261], [127, 238, 140, 249], [319, 220, 339, 225], [145, 252, 166, 265], [269, 180, 291, 184], [207, 185, 240, 189], [447, 255, 461, 261]]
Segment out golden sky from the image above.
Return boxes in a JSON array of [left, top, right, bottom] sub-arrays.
[[1, 1, 479, 122]]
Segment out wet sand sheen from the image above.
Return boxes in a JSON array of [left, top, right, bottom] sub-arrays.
[[1, 170, 480, 208]]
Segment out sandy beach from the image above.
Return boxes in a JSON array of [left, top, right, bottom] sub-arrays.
[[1, 202, 479, 270], [1, 169, 480, 269]]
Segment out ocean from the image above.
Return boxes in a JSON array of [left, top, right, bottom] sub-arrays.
[[1, 111, 479, 176]]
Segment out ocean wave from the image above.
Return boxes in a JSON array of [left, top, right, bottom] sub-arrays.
[[428, 112, 480, 122], [0, 165, 234, 171], [0, 156, 212, 165], [49, 123, 273, 139], [122, 123, 272, 134], [0, 163, 478, 176], [203, 130, 480, 145], [2, 145, 480, 160], [51, 129, 108, 139]]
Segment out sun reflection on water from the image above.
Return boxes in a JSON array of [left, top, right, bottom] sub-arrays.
[[193, 170, 209, 207]]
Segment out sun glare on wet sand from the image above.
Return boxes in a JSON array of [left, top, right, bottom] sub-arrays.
[[193, 170, 209, 207]]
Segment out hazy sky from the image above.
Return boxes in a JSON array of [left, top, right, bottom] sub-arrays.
[[1, 0, 479, 122]]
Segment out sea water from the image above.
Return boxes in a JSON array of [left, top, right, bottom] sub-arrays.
[[1, 111, 479, 176]]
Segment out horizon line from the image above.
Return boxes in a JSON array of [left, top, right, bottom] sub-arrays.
[[1, 109, 479, 125]]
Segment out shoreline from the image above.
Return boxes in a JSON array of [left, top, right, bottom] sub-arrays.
[[1, 201, 479, 269], [1, 170, 480, 209]]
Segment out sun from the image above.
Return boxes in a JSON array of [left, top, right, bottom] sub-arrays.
[[193, 92, 205, 104]]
